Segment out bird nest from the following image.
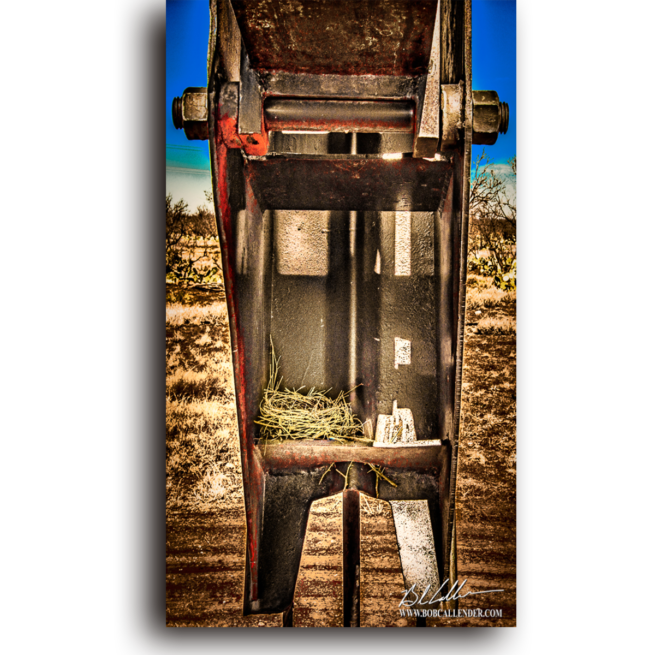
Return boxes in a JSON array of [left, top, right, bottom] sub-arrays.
[[255, 341, 372, 445]]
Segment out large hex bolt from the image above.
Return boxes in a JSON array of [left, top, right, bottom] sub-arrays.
[[172, 87, 208, 141], [472, 90, 509, 146]]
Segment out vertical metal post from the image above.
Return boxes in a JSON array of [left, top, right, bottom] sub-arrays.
[[282, 604, 294, 627], [348, 132, 358, 406], [344, 132, 361, 628], [342, 489, 360, 627]]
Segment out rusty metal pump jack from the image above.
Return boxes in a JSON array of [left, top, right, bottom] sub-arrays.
[[173, 0, 509, 627]]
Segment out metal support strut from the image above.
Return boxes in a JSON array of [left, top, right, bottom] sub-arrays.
[[342, 489, 360, 627]]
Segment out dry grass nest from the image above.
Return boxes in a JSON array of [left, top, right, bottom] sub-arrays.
[[255, 340, 372, 445]]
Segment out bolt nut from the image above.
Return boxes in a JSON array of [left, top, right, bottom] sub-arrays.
[[171, 87, 208, 141], [472, 90, 509, 146]]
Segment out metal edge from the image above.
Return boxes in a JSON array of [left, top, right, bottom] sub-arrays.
[[207, 0, 266, 614], [261, 71, 419, 100], [413, 0, 441, 157], [446, 0, 473, 601]]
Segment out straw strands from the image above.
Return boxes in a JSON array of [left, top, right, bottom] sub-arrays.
[[318, 461, 397, 497], [255, 340, 372, 444]]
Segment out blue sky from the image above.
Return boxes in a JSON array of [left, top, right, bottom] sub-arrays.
[[166, 0, 516, 208], [166, 0, 212, 210], [472, 0, 516, 168]]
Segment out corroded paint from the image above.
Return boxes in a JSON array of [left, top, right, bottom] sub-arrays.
[[218, 82, 269, 155], [231, 0, 439, 77], [244, 157, 454, 212], [240, 130, 269, 156], [217, 90, 242, 148], [212, 111, 265, 601], [259, 442, 443, 472]]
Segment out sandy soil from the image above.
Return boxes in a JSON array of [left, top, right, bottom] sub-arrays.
[[166, 281, 516, 627]]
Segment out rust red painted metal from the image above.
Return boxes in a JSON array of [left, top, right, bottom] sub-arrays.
[[217, 106, 241, 149], [240, 131, 269, 157], [217, 86, 269, 156], [213, 110, 265, 601], [264, 98, 415, 134], [258, 442, 442, 471]]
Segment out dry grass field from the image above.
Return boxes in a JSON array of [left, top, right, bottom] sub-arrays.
[[165, 272, 516, 627]]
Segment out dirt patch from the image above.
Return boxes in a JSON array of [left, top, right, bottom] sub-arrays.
[[166, 282, 225, 306], [166, 282, 516, 627]]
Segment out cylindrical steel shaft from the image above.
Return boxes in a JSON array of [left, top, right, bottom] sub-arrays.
[[264, 98, 415, 133]]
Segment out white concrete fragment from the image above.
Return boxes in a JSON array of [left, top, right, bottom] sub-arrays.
[[394, 337, 411, 369], [374, 414, 395, 444], [390, 500, 440, 597], [374, 404, 416, 444], [394, 408, 416, 443], [373, 405, 441, 447]]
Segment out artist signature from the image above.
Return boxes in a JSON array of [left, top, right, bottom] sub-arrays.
[[399, 579, 504, 607]]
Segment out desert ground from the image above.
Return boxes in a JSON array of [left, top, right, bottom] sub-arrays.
[[166, 269, 516, 627]]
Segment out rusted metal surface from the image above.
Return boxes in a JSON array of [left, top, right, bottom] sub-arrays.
[[209, 0, 241, 83], [244, 157, 453, 211], [282, 605, 294, 627], [216, 82, 241, 148], [207, 88, 268, 607], [267, 132, 416, 156], [237, 47, 269, 155], [258, 442, 443, 472], [262, 71, 418, 100], [230, 0, 439, 77], [239, 47, 264, 137], [440, 0, 465, 85], [413, 3, 441, 158], [264, 98, 415, 133], [238, 462, 449, 614], [342, 490, 360, 627]]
